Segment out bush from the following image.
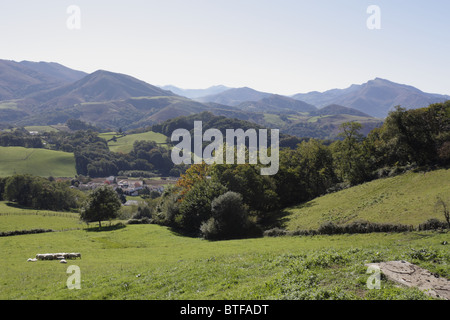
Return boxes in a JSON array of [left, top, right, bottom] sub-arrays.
[[0, 229, 54, 237], [131, 204, 153, 220], [127, 217, 152, 225], [178, 179, 227, 235], [201, 191, 261, 240], [418, 218, 448, 231], [318, 221, 340, 235], [316, 220, 412, 235], [263, 228, 288, 237]]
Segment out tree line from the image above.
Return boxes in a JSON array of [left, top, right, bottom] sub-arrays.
[[0, 175, 84, 211], [42, 129, 176, 178], [0, 128, 44, 148]]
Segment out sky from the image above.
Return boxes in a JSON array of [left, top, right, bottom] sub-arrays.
[[1, 0, 449, 95]]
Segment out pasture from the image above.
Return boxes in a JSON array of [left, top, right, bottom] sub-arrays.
[[0, 203, 448, 300], [284, 168, 450, 231], [0, 146, 76, 177], [100, 131, 169, 153]]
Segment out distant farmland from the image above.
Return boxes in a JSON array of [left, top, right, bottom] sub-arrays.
[[0, 146, 76, 177], [100, 131, 169, 153]]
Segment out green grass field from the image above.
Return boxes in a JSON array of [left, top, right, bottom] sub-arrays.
[[283, 168, 450, 231], [1, 168, 449, 300], [0, 202, 82, 232], [100, 131, 168, 153], [0, 146, 76, 178], [0, 217, 448, 300], [0, 197, 449, 300]]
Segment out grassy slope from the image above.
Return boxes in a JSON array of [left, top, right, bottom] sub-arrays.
[[0, 146, 76, 177], [0, 170, 449, 300], [0, 217, 448, 300], [0, 202, 81, 232], [284, 168, 450, 231], [100, 131, 168, 153]]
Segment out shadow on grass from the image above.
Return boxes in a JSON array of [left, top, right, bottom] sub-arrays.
[[5, 202, 30, 209], [260, 201, 317, 230], [84, 222, 127, 232]]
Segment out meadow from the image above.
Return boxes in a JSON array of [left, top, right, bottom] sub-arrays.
[[0, 202, 448, 300], [99, 131, 169, 153], [284, 168, 450, 231], [0, 146, 76, 177]]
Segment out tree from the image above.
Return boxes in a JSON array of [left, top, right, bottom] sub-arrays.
[[176, 162, 209, 199], [200, 191, 258, 240], [332, 122, 371, 185], [177, 178, 227, 234], [80, 186, 122, 227]]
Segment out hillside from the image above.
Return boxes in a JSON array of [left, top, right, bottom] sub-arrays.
[[18, 61, 87, 84], [283, 169, 450, 231], [0, 59, 85, 100], [238, 94, 317, 113], [160, 85, 230, 99], [309, 104, 371, 117], [292, 78, 450, 118], [24, 70, 176, 110], [0, 146, 76, 177], [100, 131, 169, 153], [196, 87, 273, 106]]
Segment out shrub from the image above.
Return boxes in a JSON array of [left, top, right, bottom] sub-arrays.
[[201, 191, 261, 240], [418, 218, 448, 231], [131, 204, 153, 220], [263, 228, 288, 237], [318, 221, 340, 235], [127, 217, 152, 225], [0, 229, 54, 237], [316, 220, 412, 235]]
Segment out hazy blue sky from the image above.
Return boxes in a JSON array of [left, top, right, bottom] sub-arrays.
[[1, 0, 449, 95]]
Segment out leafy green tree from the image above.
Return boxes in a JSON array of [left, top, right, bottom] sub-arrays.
[[201, 191, 258, 240], [177, 178, 227, 235], [3, 174, 83, 211], [211, 163, 279, 218], [332, 122, 371, 185], [274, 139, 336, 207], [378, 103, 450, 166], [80, 186, 122, 227]]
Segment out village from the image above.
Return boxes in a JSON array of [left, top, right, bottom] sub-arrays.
[[71, 176, 178, 206]]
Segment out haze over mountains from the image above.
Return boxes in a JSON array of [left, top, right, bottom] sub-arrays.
[[0, 59, 87, 100], [160, 85, 230, 99], [0, 59, 448, 139], [291, 78, 450, 118]]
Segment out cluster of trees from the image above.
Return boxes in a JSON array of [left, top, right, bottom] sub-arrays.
[[0, 174, 84, 211], [43, 130, 176, 178], [0, 128, 44, 148], [150, 102, 450, 240], [151, 111, 306, 149]]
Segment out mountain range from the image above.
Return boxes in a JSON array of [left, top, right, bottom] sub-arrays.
[[0, 59, 448, 139], [291, 78, 450, 118]]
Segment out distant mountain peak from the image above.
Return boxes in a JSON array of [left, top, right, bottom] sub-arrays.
[[292, 78, 450, 118]]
